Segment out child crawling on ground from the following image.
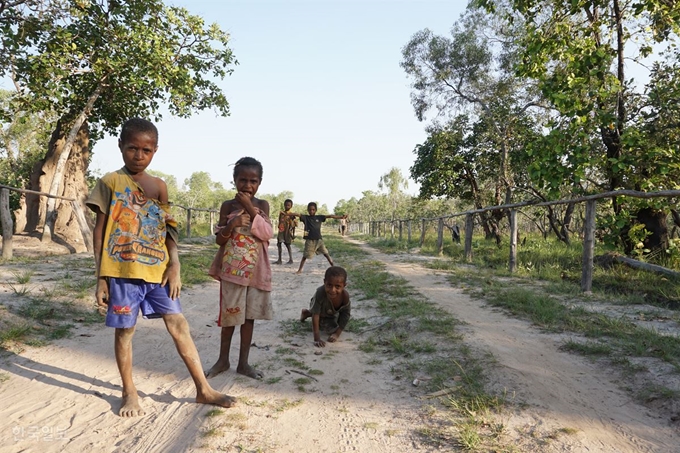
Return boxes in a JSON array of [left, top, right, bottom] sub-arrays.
[[300, 266, 351, 347]]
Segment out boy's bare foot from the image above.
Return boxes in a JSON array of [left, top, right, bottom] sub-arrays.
[[237, 364, 263, 380], [274, 260, 282, 265], [300, 309, 311, 322], [287, 260, 294, 264], [196, 388, 237, 408], [295, 270, 302, 274], [119, 394, 146, 417], [205, 361, 230, 378]]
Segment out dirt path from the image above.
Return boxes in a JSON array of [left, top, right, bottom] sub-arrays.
[[354, 240, 679, 452], [0, 237, 678, 452]]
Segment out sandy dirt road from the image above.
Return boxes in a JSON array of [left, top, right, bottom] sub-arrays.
[[0, 237, 678, 452]]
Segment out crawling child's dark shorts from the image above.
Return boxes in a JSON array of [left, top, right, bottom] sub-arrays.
[[105, 277, 182, 329]]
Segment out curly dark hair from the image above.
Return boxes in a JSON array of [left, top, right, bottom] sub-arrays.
[[324, 266, 347, 283], [120, 118, 158, 144], [233, 156, 263, 179]]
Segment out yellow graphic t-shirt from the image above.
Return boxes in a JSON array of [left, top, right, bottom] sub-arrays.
[[86, 169, 177, 283]]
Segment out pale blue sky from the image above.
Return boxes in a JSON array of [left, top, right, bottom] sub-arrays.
[[90, 0, 467, 210]]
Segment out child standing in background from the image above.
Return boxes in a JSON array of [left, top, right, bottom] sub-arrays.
[[275, 198, 297, 265], [207, 157, 272, 380], [284, 202, 346, 274]]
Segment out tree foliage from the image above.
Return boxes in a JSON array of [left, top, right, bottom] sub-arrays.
[[473, 0, 680, 252], [4, 0, 237, 138]]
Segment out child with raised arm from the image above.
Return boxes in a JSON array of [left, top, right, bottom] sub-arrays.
[[300, 266, 351, 347], [86, 118, 235, 417], [274, 198, 297, 264], [207, 157, 273, 380], [284, 202, 346, 274]]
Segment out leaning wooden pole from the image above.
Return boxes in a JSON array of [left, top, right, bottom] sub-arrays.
[[464, 213, 474, 262], [1, 188, 13, 260], [71, 200, 93, 252], [509, 210, 518, 273], [581, 200, 596, 293]]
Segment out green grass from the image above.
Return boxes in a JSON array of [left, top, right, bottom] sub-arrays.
[[205, 408, 224, 417], [478, 286, 680, 370], [11, 269, 35, 284], [1, 255, 105, 350], [282, 357, 308, 369], [178, 243, 218, 285], [0, 324, 32, 346], [272, 398, 304, 412]]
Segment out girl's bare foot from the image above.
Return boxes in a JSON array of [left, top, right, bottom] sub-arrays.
[[274, 260, 282, 264], [119, 393, 146, 417], [196, 388, 237, 408], [205, 360, 230, 378], [237, 364, 263, 380]]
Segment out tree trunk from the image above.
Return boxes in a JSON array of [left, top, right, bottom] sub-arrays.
[[42, 84, 103, 243], [636, 208, 668, 252], [24, 120, 91, 252]]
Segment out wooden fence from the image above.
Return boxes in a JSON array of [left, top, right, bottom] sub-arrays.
[[171, 205, 286, 239], [347, 190, 680, 294], [170, 204, 219, 239]]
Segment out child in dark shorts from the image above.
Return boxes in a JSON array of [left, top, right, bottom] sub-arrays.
[[300, 266, 351, 347], [283, 202, 347, 274], [86, 118, 235, 417]]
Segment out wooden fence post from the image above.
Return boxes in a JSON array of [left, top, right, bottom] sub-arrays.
[[437, 217, 444, 255], [209, 210, 215, 235], [509, 210, 517, 273], [465, 213, 474, 262], [71, 200, 93, 252], [420, 219, 426, 246], [407, 220, 412, 243], [581, 200, 596, 293], [186, 208, 192, 239], [398, 221, 403, 241], [1, 188, 13, 260]]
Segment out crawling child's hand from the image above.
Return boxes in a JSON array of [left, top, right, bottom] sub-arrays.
[[314, 339, 326, 348]]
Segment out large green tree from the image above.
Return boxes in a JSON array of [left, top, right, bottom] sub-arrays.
[[401, 8, 544, 243], [378, 167, 410, 222], [475, 0, 680, 252], [2, 0, 236, 249]]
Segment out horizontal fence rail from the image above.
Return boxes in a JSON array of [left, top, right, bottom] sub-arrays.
[[345, 189, 680, 293]]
